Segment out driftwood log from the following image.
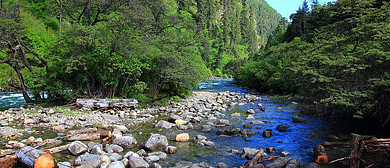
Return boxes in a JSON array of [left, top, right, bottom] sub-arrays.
[[240, 149, 265, 168], [76, 98, 138, 110], [325, 137, 390, 168], [66, 128, 111, 141], [16, 146, 55, 168], [313, 145, 328, 164]]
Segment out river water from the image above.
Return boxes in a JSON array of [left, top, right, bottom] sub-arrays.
[[159, 79, 331, 167]]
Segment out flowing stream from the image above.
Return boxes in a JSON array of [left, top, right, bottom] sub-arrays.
[[2, 79, 385, 167], [160, 79, 331, 167]]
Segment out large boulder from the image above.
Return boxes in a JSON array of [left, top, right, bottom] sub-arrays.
[[155, 120, 174, 129], [113, 136, 137, 149], [68, 141, 88, 155], [143, 134, 168, 151]]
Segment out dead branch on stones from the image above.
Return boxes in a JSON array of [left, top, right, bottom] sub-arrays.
[[76, 98, 138, 111], [66, 128, 111, 141]]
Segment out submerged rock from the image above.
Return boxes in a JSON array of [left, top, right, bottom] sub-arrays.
[[262, 129, 272, 138], [276, 125, 289, 132], [292, 116, 306, 123], [216, 126, 240, 135]]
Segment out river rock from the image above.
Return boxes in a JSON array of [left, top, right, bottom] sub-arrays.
[[113, 136, 137, 149], [136, 149, 147, 156], [190, 162, 211, 168], [91, 144, 105, 155], [276, 125, 288, 132], [175, 119, 188, 126], [68, 141, 88, 155], [123, 151, 139, 159], [284, 159, 301, 168], [305, 163, 320, 168], [202, 125, 212, 132], [292, 116, 306, 123], [216, 126, 240, 135], [241, 148, 259, 159], [176, 133, 190, 142], [216, 162, 228, 168], [148, 151, 167, 160], [129, 156, 149, 168], [39, 117, 50, 123], [217, 119, 231, 126], [230, 113, 241, 117], [143, 134, 168, 151], [246, 115, 255, 120], [145, 155, 160, 163], [168, 114, 181, 123], [75, 154, 101, 167], [112, 125, 128, 133], [266, 147, 276, 153], [262, 129, 272, 138], [155, 120, 174, 129], [246, 109, 255, 114], [111, 129, 123, 139], [108, 153, 122, 161], [177, 125, 188, 130], [165, 146, 177, 154], [240, 129, 256, 137], [58, 162, 71, 168], [107, 161, 125, 168], [250, 120, 266, 125]]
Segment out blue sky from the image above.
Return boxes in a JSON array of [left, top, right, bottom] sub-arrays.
[[265, 0, 333, 19]]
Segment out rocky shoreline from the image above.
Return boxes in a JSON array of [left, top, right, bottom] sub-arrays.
[[0, 90, 321, 168]]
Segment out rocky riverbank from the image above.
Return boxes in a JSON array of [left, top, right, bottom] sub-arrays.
[[0, 90, 324, 168]]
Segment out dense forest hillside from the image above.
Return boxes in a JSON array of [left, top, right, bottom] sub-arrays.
[[235, 0, 390, 125], [0, 0, 283, 102]]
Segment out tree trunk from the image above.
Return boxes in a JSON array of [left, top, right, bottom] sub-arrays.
[[349, 137, 362, 168], [313, 145, 328, 164], [16, 146, 54, 168], [58, 3, 62, 43], [11, 63, 33, 103]]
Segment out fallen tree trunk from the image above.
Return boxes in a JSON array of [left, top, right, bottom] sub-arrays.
[[240, 149, 264, 168], [322, 138, 390, 147], [66, 129, 111, 141], [44, 144, 69, 154], [16, 146, 55, 168], [350, 137, 363, 168], [313, 145, 328, 164], [76, 98, 138, 109]]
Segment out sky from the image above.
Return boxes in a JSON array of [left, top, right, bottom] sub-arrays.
[[265, 0, 333, 19]]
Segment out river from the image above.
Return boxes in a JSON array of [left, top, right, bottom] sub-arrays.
[[1, 79, 386, 167]]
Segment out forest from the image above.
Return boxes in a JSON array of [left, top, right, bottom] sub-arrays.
[[235, 0, 390, 125], [0, 0, 282, 104], [1, 0, 390, 125]]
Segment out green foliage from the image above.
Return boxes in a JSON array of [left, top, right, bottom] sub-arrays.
[[236, 0, 390, 125]]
